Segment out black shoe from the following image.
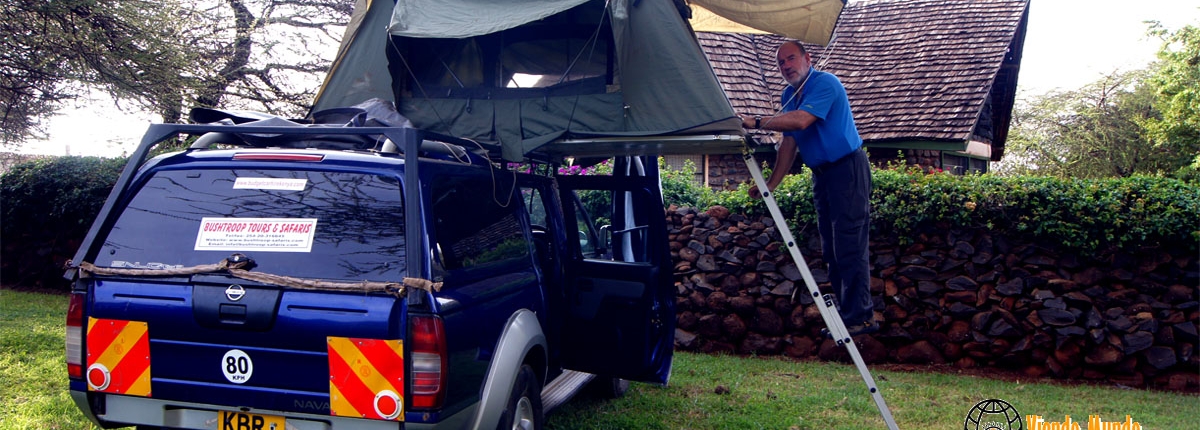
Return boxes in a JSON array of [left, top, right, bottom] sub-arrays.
[[845, 319, 879, 336]]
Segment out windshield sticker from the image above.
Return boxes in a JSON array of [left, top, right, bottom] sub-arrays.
[[195, 217, 318, 253], [233, 177, 308, 191]]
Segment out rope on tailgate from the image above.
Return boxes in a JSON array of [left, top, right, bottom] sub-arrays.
[[76, 259, 442, 297]]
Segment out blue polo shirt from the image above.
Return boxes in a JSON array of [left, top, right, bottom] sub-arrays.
[[780, 68, 863, 167]]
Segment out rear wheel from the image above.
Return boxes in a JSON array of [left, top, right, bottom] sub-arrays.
[[499, 364, 543, 430]]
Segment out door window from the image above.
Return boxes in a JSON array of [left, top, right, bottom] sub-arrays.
[[431, 175, 528, 272], [571, 187, 655, 263]]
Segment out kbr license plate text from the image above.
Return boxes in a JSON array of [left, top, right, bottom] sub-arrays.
[[219, 410, 285, 430]]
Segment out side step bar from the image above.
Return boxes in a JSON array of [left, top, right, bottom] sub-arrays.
[[541, 370, 596, 412]]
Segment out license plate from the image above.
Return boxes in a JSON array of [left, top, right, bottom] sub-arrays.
[[218, 410, 286, 430]]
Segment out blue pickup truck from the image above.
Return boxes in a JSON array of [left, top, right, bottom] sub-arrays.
[[65, 120, 675, 430]]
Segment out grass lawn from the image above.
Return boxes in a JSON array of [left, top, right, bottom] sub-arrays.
[[1, 289, 100, 430], [548, 352, 1198, 429], [3, 288, 1195, 430]]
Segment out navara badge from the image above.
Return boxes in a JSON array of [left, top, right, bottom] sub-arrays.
[[225, 285, 246, 301]]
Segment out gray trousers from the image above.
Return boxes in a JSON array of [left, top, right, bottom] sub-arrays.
[[811, 149, 874, 324]]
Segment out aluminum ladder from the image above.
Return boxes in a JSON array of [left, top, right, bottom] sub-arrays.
[[742, 151, 900, 430]]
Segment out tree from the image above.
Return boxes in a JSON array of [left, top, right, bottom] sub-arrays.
[[1, 0, 352, 148], [1001, 70, 1163, 178], [184, 0, 352, 118], [1, 0, 197, 146], [1001, 22, 1200, 179], [1144, 23, 1200, 176]]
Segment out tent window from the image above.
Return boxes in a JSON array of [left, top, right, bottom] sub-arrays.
[[501, 37, 610, 88], [398, 3, 612, 95]]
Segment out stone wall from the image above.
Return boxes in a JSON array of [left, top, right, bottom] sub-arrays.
[[667, 205, 1200, 390]]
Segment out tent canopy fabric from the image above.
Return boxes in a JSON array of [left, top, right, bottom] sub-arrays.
[[688, 0, 845, 46], [312, 0, 842, 161], [389, 0, 589, 39]]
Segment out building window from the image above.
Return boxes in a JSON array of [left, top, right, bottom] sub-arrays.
[[969, 157, 989, 174], [662, 154, 705, 186], [942, 153, 988, 175]]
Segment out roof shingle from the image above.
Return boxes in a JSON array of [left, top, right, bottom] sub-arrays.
[[698, 0, 1029, 157]]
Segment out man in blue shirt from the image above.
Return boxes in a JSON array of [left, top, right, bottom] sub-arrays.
[[742, 40, 877, 336]]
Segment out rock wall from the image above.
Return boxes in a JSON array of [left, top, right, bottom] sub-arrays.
[[667, 205, 1200, 390]]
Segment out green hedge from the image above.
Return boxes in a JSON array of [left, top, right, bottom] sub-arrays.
[[681, 166, 1200, 254], [1, 156, 126, 288], [3, 155, 1196, 288]]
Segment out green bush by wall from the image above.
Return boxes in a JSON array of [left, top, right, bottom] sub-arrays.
[[695, 166, 1200, 255], [1, 156, 125, 288]]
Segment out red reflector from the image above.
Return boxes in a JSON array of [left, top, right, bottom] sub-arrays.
[[409, 316, 447, 410], [232, 153, 325, 162], [88, 365, 111, 390], [374, 391, 401, 419]]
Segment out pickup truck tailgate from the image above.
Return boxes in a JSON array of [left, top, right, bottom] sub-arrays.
[[87, 277, 406, 416]]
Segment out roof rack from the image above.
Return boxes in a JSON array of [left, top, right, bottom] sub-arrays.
[[181, 122, 491, 160]]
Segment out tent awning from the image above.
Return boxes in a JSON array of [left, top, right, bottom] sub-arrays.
[[688, 0, 845, 45]]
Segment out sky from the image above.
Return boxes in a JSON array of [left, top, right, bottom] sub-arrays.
[[1018, 0, 1200, 93], [18, 0, 1200, 157]]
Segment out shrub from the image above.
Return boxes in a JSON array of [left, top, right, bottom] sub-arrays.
[[874, 170, 1199, 252], [659, 158, 717, 209], [708, 165, 1200, 254], [1, 156, 126, 288]]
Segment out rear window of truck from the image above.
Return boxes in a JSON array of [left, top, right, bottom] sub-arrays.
[[95, 169, 406, 281]]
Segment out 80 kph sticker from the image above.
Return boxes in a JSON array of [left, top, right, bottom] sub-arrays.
[[222, 349, 254, 384]]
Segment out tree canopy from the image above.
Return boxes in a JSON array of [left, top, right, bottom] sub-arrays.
[[1144, 23, 1200, 173], [1, 0, 196, 146], [1, 0, 351, 148], [1001, 22, 1200, 179]]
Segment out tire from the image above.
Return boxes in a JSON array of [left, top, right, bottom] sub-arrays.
[[497, 364, 543, 430], [589, 376, 629, 399]]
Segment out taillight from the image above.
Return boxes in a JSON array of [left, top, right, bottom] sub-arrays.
[[66, 293, 85, 379], [409, 315, 447, 409]]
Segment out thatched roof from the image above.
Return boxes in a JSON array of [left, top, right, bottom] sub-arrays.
[[698, 0, 1029, 161]]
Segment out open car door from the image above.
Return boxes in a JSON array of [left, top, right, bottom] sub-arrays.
[[555, 158, 674, 384]]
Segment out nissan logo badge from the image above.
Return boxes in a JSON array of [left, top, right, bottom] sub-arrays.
[[225, 285, 246, 301]]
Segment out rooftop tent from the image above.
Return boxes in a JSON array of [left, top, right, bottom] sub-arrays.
[[312, 0, 844, 161]]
